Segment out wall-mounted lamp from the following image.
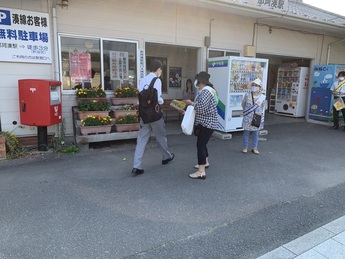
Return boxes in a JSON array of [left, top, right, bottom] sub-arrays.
[[269, 27, 272, 34], [59, 0, 68, 9]]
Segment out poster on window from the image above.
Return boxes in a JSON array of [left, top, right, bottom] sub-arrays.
[[69, 52, 91, 83], [0, 7, 52, 63], [110, 51, 129, 81], [169, 67, 182, 87]]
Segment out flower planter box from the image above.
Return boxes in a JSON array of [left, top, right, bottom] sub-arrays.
[[115, 123, 139, 132], [77, 97, 108, 103], [112, 109, 138, 119], [80, 125, 112, 135], [111, 97, 138, 105], [77, 110, 110, 120]]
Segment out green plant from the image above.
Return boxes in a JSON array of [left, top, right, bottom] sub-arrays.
[[0, 131, 25, 159], [81, 115, 112, 126], [114, 85, 139, 98], [61, 146, 80, 154], [121, 105, 135, 110], [115, 114, 139, 124], [78, 99, 110, 111], [51, 119, 80, 155], [76, 87, 106, 98]]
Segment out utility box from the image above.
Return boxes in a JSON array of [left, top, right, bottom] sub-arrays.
[[18, 79, 62, 126]]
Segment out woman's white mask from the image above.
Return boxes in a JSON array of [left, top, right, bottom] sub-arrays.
[[251, 86, 260, 92], [339, 77, 345, 81]]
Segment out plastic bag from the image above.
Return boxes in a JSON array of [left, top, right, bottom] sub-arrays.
[[181, 105, 195, 135]]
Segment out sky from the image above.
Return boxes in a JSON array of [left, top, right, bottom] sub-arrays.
[[302, 0, 345, 16]]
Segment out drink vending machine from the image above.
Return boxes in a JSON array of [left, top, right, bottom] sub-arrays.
[[208, 56, 269, 132], [18, 79, 62, 150], [309, 65, 345, 121], [275, 65, 309, 117]]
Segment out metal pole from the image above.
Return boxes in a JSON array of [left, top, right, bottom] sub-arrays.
[[37, 126, 48, 151]]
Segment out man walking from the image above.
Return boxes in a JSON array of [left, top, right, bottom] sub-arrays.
[[132, 59, 174, 175]]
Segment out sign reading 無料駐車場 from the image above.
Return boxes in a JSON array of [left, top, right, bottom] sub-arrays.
[[231, 0, 288, 12], [0, 7, 51, 63]]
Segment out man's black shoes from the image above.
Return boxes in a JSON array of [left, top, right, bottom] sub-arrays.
[[162, 153, 175, 165], [132, 168, 144, 175], [329, 125, 339, 130]]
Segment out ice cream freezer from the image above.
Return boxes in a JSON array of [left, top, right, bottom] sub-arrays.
[[208, 56, 269, 132]]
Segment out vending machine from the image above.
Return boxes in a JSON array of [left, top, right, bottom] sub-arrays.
[[208, 56, 269, 132], [309, 65, 345, 121], [275, 66, 309, 117]]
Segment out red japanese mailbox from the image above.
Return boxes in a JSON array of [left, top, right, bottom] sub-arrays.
[[18, 79, 62, 151], [18, 79, 62, 126]]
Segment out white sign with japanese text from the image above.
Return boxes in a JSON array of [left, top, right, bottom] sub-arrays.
[[233, 0, 288, 12], [139, 50, 145, 79], [110, 51, 129, 81], [0, 7, 51, 63]]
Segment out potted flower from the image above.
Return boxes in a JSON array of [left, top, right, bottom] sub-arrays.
[[76, 87, 107, 101], [114, 114, 139, 132], [111, 85, 139, 105], [80, 115, 113, 135], [77, 99, 110, 120], [112, 104, 138, 119]]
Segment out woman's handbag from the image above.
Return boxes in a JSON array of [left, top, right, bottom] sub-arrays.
[[251, 92, 262, 128], [181, 105, 195, 135], [251, 113, 262, 127]]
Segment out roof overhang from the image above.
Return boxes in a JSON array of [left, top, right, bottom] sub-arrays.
[[173, 0, 345, 38]]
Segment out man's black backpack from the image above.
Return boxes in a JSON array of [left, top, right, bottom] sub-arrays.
[[138, 77, 163, 124]]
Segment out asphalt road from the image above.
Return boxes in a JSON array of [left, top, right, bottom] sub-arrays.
[[1, 120, 345, 259]]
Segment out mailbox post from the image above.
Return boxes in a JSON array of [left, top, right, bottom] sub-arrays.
[[18, 79, 62, 151]]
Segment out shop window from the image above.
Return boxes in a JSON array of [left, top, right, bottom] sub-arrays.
[[209, 49, 240, 58], [226, 51, 240, 57], [59, 36, 138, 91], [60, 36, 101, 90], [102, 40, 137, 90], [209, 50, 224, 58]]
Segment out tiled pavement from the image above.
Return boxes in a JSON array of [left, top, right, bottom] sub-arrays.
[[257, 215, 345, 259]]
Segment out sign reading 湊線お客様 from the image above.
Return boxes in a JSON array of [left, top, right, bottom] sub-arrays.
[[0, 7, 51, 63]]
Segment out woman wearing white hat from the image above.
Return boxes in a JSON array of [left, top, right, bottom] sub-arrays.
[[241, 78, 266, 155]]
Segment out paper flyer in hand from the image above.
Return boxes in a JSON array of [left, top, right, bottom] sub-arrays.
[[170, 99, 186, 111], [333, 99, 345, 111]]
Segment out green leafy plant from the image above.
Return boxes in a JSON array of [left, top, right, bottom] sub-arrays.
[[78, 99, 110, 111], [50, 119, 79, 155], [121, 105, 136, 110], [76, 87, 106, 98], [61, 146, 80, 155], [114, 85, 139, 98], [115, 114, 139, 124], [0, 131, 25, 159], [81, 115, 112, 126]]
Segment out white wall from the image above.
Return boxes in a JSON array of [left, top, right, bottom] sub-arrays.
[[0, 63, 55, 135], [0, 0, 58, 135]]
